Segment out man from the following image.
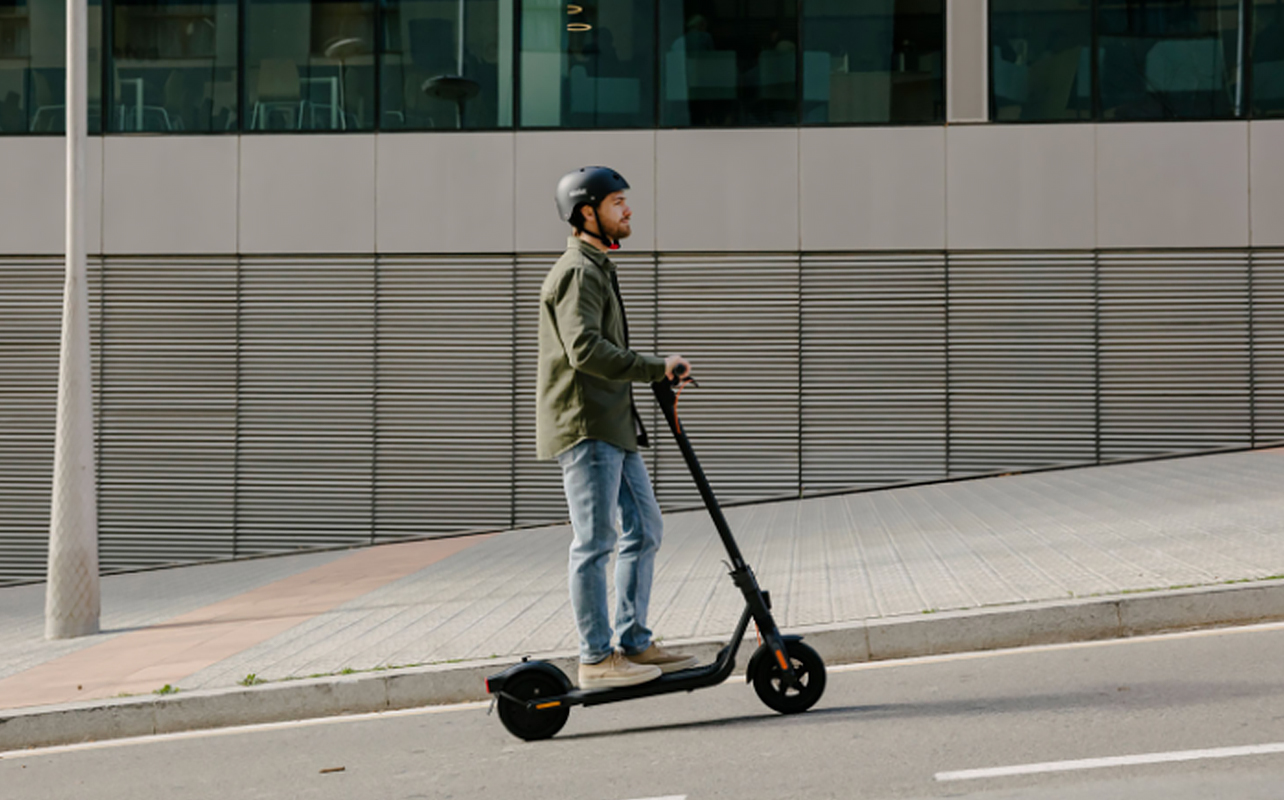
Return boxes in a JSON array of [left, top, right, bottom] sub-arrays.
[[537, 166, 699, 690]]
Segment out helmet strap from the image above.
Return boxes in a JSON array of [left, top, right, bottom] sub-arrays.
[[579, 202, 619, 250]]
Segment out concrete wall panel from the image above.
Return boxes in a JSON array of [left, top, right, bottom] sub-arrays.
[[104, 137, 238, 255], [240, 135, 375, 254], [801, 127, 944, 251], [1251, 120, 1284, 248], [515, 130, 655, 253], [1097, 122, 1250, 249], [377, 132, 515, 254], [948, 124, 1096, 250], [0, 137, 102, 255], [656, 129, 798, 252]]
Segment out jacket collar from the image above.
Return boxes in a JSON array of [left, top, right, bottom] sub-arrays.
[[568, 235, 615, 272]]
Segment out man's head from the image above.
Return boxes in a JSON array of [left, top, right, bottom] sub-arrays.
[[555, 166, 632, 250]]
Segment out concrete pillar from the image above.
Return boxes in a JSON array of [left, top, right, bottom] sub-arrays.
[[947, 0, 989, 123]]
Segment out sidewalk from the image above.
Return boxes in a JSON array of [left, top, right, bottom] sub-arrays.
[[3, 448, 1284, 749]]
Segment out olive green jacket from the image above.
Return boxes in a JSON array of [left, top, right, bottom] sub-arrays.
[[536, 237, 668, 460]]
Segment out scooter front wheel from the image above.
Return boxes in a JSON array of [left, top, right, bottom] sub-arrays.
[[496, 670, 571, 741], [751, 639, 826, 714]]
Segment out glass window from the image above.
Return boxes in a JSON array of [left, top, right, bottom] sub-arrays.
[[382, 0, 512, 129], [1098, 0, 1244, 120], [244, 0, 375, 131], [659, 0, 798, 126], [803, 0, 944, 125], [0, 0, 103, 133], [990, 0, 1091, 121], [1254, 0, 1284, 116], [519, 0, 652, 128], [109, 0, 238, 132]]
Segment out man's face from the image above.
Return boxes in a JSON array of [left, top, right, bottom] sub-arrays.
[[593, 190, 632, 241]]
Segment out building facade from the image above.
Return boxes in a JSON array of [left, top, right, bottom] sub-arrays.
[[2, 0, 1283, 582]]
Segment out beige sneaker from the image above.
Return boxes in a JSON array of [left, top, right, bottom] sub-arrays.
[[578, 651, 662, 690], [625, 643, 699, 674]]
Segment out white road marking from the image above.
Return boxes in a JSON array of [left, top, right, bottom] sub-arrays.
[[828, 619, 1284, 674], [936, 741, 1284, 782], [619, 796, 686, 800], [0, 700, 491, 761]]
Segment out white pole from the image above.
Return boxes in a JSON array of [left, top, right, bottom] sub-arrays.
[[46, 0, 99, 640]]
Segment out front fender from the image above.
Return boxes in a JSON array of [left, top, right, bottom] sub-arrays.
[[745, 635, 803, 683]]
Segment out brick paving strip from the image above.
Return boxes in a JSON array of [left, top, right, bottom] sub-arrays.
[[0, 536, 490, 710]]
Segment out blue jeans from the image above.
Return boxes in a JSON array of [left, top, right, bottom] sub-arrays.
[[558, 439, 664, 665]]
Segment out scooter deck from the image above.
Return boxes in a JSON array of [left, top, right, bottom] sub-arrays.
[[552, 659, 731, 708]]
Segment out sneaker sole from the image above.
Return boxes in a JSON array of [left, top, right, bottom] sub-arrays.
[[628, 656, 700, 674], [651, 657, 700, 674], [579, 668, 662, 690]]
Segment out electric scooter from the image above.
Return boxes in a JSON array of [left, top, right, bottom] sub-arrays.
[[486, 368, 826, 740]]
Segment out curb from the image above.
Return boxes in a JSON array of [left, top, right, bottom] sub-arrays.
[[3, 578, 1283, 753]]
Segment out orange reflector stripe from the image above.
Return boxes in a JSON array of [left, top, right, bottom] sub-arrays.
[[775, 650, 789, 670], [535, 701, 561, 710]]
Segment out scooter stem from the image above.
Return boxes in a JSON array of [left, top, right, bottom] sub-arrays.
[[652, 378, 801, 689]]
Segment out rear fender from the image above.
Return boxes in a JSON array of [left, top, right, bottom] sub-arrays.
[[485, 659, 572, 695]]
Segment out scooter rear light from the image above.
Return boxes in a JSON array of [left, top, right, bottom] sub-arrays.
[[485, 678, 492, 694]]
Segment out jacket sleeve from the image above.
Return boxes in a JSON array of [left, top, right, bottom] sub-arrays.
[[552, 267, 668, 383]]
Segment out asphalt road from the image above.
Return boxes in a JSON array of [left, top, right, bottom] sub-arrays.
[[4, 622, 1284, 800]]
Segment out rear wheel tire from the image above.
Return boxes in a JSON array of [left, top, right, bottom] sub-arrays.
[[751, 640, 826, 714], [496, 671, 571, 741]]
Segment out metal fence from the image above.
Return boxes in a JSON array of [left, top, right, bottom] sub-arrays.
[[2, 249, 1282, 584]]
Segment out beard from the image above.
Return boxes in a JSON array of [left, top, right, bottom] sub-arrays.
[[602, 216, 632, 241]]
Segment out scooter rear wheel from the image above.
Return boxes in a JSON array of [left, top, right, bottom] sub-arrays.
[[751, 639, 826, 714], [496, 670, 571, 741]]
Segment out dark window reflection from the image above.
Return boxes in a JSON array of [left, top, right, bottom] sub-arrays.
[[659, 0, 798, 127], [244, 0, 375, 131], [383, 0, 512, 130], [990, 0, 1091, 121], [1254, 0, 1284, 116], [1098, 0, 1243, 120], [519, 0, 652, 128], [110, 0, 238, 132], [803, 0, 944, 124], [0, 0, 103, 133]]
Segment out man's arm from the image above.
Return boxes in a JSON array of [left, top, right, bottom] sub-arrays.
[[552, 267, 668, 383]]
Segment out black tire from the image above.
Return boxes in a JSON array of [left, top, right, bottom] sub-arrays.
[[751, 640, 826, 714], [496, 671, 571, 741]]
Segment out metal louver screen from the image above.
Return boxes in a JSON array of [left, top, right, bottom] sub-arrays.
[[1255, 251, 1284, 443], [0, 259, 101, 583], [655, 254, 800, 506], [948, 253, 1097, 474], [375, 256, 514, 539], [8, 248, 1284, 585], [801, 254, 946, 491], [98, 258, 237, 569], [1098, 252, 1252, 460], [513, 255, 566, 525], [236, 257, 375, 553], [1, 260, 66, 581]]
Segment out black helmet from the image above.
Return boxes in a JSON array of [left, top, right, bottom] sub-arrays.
[[555, 166, 630, 227]]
